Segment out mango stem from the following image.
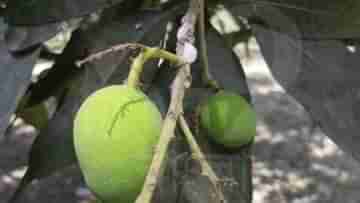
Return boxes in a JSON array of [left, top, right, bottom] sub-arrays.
[[126, 46, 182, 88]]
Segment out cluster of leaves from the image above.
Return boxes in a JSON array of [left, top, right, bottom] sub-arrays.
[[1, 0, 360, 202]]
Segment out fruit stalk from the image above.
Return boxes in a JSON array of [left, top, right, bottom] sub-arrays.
[[127, 46, 181, 88], [197, 0, 220, 90]]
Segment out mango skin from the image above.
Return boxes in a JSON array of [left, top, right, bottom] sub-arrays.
[[74, 85, 162, 203], [200, 91, 256, 148]]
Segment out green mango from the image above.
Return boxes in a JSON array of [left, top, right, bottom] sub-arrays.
[[74, 85, 162, 203], [200, 91, 256, 148]]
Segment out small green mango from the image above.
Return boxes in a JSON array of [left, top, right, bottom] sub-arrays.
[[74, 85, 162, 203], [200, 91, 256, 148]]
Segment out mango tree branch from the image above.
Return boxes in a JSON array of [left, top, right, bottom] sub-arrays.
[[135, 1, 199, 203], [179, 116, 227, 203]]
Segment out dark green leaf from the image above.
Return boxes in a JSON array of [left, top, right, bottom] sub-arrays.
[[5, 0, 125, 25], [16, 102, 49, 130], [0, 19, 40, 137], [25, 35, 82, 108], [224, 0, 360, 39], [7, 29, 85, 203], [24, 0, 149, 107], [5, 23, 62, 52], [253, 25, 360, 161], [186, 26, 251, 114], [195, 26, 250, 98]]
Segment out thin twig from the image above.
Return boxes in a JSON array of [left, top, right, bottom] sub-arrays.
[[76, 42, 181, 69], [75, 43, 143, 67], [179, 116, 227, 203], [135, 1, 199, 203]]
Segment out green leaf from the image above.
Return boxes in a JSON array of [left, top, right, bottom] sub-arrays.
[[0, 18, 41, 137], [186, 26, 251, 114], [5, 23, 62, 52], [253, 25, 360, 161], [5, 0, 125, 25], [25, 35, 82, 108], [224, 0, 360, 39], [16, 102, 49, 130], [7, 29, 85, 203]]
